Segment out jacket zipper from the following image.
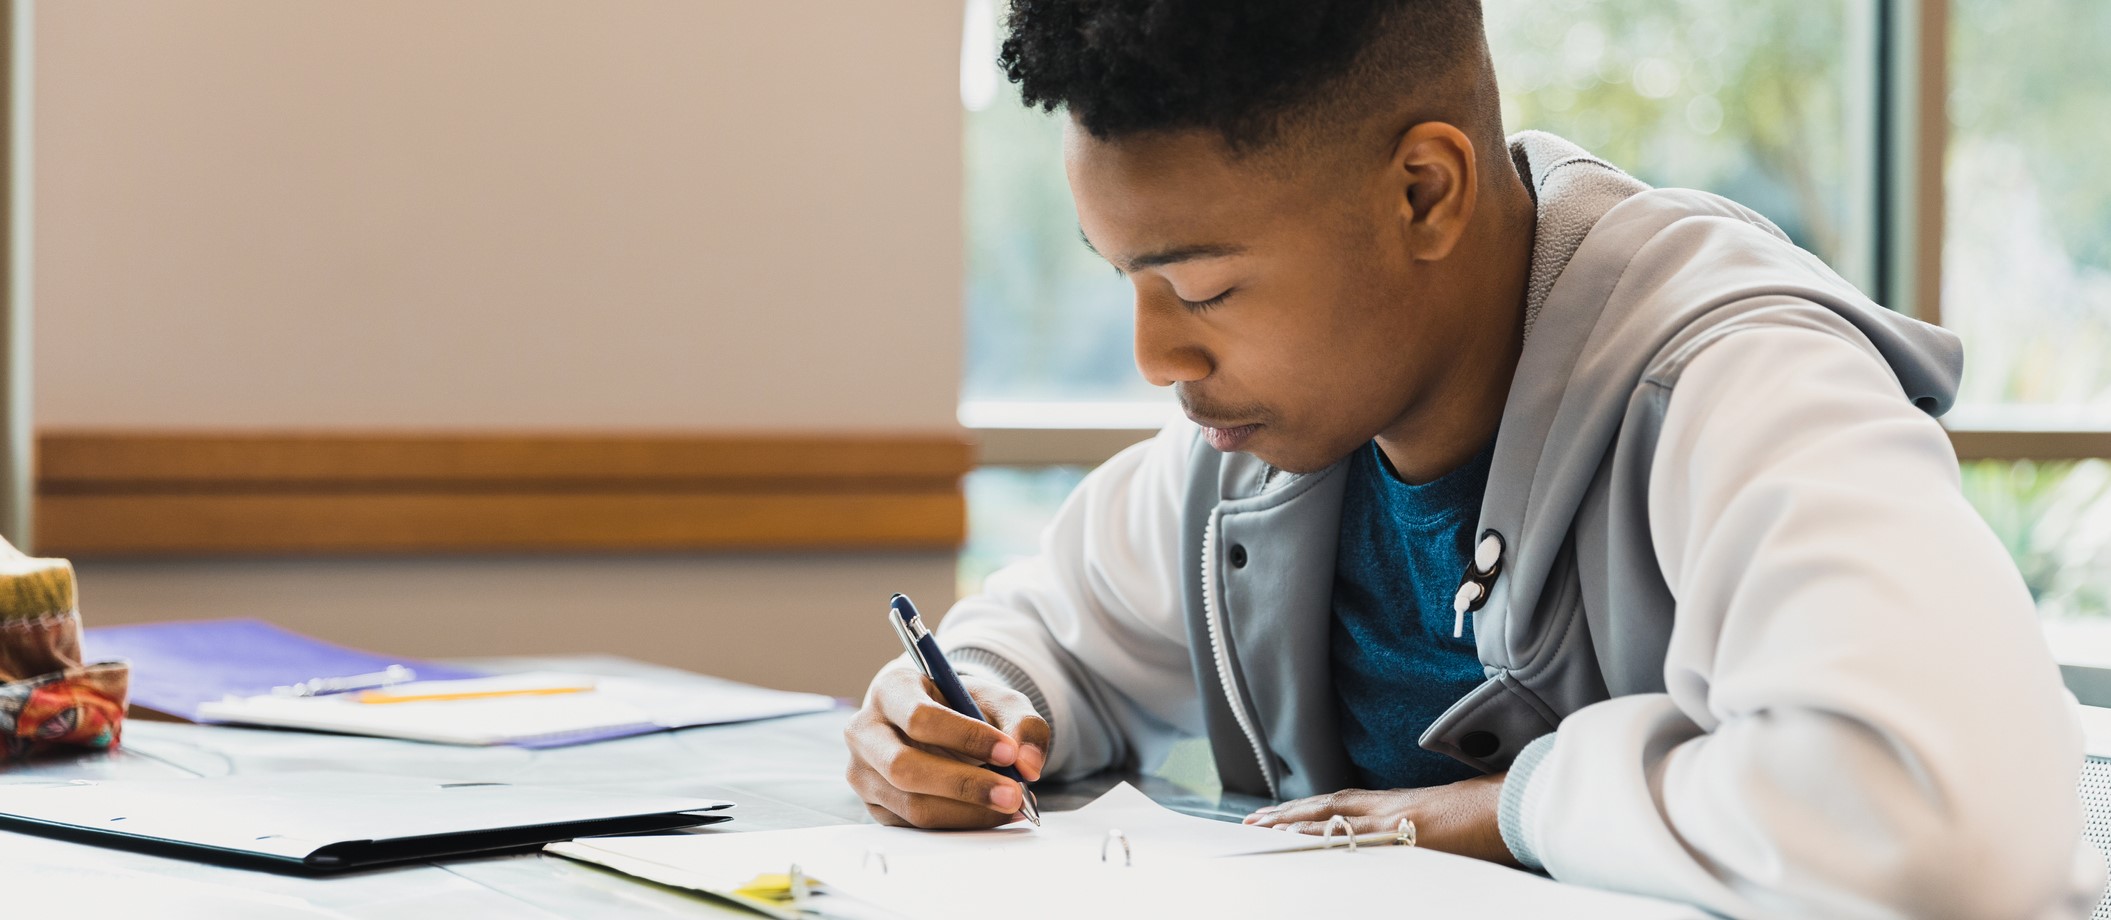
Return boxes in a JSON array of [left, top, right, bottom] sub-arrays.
[[1200, 511, 1276, 799]]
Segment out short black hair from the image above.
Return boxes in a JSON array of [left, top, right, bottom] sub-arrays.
[[998, 0, 1489, 154]]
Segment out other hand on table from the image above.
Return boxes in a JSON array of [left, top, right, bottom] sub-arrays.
[[1243, 771, 1519, 867]]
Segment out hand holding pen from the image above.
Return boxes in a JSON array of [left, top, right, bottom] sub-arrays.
[[842, 593, 1050, 828]]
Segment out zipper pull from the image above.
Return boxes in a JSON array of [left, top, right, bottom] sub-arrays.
[[1451, 530, 1505, 639], [1452, 581, 1484, 639]]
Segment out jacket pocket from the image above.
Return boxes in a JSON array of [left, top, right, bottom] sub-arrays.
[[1417, 672, 1562, 773]]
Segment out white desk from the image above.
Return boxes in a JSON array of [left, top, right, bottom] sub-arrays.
[[0, 656, 1262, 917]]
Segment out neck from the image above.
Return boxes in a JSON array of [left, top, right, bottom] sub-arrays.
[[1374, 151, 1536, 484]]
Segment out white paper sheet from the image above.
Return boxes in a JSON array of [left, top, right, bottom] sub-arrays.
[[552, 782, 1317, 891], [196, 671, 836, 746], [549, 782, 1706, 919]]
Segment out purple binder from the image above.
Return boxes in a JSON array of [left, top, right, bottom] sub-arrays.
[[81, 619, 485, 722]]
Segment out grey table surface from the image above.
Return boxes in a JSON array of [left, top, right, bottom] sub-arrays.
[[0, 655, 1270, 918]]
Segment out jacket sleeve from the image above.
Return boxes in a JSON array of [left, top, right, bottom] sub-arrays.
[[928, 420, 1206, 781], [1497, 323, 2101, 918]]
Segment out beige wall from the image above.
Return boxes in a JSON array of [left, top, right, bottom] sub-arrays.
[[32, 1, 967, 695], [36, 0, 963, 429]]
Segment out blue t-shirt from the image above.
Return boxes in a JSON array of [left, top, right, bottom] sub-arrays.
[[1330, 439, 1493, 790]]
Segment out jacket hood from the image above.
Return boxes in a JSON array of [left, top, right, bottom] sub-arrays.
[[1472, 134, 1965, 676]]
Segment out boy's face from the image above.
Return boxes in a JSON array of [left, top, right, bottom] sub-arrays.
[[1066, 120, 1486, 474]]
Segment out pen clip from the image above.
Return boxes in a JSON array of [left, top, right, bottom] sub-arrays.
[[889, 603, 935, 681], [271, 664, 418, 698]]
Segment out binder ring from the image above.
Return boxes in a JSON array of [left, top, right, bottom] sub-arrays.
[[788, 863, 810, 903], [1323, 815, 1357, 852], [1396, 818, 1417, 848], [863, 849, 889, 875], [1101, 829, 1132, 867]]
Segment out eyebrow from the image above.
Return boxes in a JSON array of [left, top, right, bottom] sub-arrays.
[[1078, 227, 1246, 274]]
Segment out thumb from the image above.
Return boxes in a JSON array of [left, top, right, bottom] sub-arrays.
[[980, 693, 1051, 782]]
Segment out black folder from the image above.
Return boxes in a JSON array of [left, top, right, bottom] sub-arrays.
[[0, 770, 732, 872]]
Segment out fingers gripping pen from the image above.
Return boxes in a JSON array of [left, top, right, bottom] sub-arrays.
[[886, 593, 1042, 825]]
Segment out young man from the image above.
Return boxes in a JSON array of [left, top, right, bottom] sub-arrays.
[[844, 1, 2098, 915]]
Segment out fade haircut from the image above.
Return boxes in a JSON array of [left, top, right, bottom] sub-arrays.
[[999, 0, 1495, 164]]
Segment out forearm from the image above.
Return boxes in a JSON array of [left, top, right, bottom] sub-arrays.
[[1504, 694, 2091, 918], [932, 420, 1207, 780], [1503, 325, 2094, 915]]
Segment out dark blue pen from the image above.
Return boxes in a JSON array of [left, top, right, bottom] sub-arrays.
[[887, 592, 1041, 825]]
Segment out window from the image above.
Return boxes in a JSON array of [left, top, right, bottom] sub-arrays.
[[957, 0, 2111, 631], [959, 465, 1090, 600], [961, 0, 1149, 405], [1962, 460, 2111, 620], [1486, 0, 1872, 284], [1944, 0, 2111, 422]]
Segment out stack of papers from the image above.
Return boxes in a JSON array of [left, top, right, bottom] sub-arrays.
[[84, 618, 837, 748]]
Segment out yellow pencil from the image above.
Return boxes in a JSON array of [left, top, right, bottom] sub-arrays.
[[355, 685, 595, 705]]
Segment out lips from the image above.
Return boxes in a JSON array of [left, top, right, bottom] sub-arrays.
[[1180, 388, 1264, 453], [1199, 422, 1260, 452]]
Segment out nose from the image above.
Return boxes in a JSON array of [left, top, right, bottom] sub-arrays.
[[1133, 292, 1211, 388]]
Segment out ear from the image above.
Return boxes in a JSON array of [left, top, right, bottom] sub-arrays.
[[1386, 122, 1478, 262]]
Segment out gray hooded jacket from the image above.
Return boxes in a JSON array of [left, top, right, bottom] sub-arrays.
[[936, 132, 2094, 917]]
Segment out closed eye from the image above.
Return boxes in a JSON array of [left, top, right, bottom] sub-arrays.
[[1180, 288, 1234, 312]]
